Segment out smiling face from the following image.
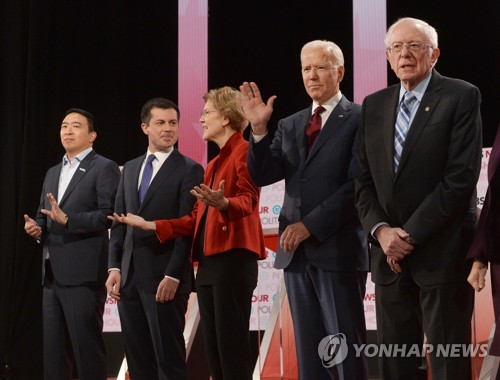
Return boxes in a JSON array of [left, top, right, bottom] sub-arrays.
[[141, 107, 179, 153], [386, 19, 440, 90], [60, 112, 96, 159], [301, 45, 344, 104]]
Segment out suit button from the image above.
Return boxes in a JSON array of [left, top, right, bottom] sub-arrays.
[[222, 226, 227, 231]]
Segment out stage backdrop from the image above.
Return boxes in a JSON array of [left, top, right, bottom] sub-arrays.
[[104, 147, 491, 334]]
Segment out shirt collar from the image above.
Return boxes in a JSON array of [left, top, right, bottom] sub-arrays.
[[399, 73, 432, 103], [145, 146, 174, 166], [63, 147, 93, 165], [312, 91, 342, 115]]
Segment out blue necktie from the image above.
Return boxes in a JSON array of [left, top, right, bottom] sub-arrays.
[[394, 92, 417, 172], [138, 154, 156, 205]]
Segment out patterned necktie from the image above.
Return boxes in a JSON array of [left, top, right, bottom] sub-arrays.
[[138, 154, 156, 205], [394, 92, 417, 172], [306, 105, 326, 152]]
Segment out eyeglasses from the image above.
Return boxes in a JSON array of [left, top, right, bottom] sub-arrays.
[[201, 109, 217, 118], [387, 42, 433, 54]]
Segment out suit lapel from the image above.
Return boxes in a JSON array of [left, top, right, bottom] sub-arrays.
[[397, 73, 443, 175], [128, 155, 144, 212], [47, 163, 62, 199], [59, 150, 97, 206], [295, 109, 310, 163], [382, 88, 400, 181], [139, 149, 182, 209], [307, 97, 350, 162]]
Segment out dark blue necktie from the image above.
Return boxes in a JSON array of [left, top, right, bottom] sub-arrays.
[[138, 154, 156, 205]]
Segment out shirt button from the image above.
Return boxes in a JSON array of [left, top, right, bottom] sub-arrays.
[[222, 226, 227, 231]]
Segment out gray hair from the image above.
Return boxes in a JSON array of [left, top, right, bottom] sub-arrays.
[[301, 40, 345, 66], [384, 17, 438, 48]]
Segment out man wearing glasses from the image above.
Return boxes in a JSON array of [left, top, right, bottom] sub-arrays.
[[355, 17, 482, 379]]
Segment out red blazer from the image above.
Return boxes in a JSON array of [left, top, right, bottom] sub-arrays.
[[155, 132, 266, 260]]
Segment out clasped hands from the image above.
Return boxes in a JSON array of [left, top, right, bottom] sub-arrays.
[[375, 226, 415, 273]]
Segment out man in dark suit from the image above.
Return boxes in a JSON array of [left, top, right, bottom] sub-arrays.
[[355, 17, 483, 379], [240, 40, 369, 379], [106, 98, 203, 380], [467, 125, 500, 355], [23, 108, 121, 380]]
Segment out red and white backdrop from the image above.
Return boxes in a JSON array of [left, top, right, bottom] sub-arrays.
[[102, 1, 495, 377]]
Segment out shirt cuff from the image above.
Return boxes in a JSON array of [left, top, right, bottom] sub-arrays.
[[370, 222, 389, 239], [165, 275, 180, 283]]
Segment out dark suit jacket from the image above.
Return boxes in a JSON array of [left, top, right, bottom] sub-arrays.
[[35, 150, 121, 286], [108, 149, 204, 294], [467, 125, 500, 352], [155, 132, 266, 260], [247, 95, 369, 272], [355, 70, 483, 285], [467, 125, 500, 263]]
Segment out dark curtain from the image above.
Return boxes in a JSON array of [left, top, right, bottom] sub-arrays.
[[0, 0, 496, 379], [0, 1, 179, 378]]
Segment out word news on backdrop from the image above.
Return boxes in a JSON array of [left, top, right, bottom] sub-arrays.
[[317, 333, 489, 368]]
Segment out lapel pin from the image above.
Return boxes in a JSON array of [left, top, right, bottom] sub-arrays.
[[425, 106, 430, 112], [338, 114, 344, 118], [79, 168, 86, 172]]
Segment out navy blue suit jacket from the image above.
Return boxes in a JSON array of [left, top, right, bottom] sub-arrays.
[[108, 149, 204, 294], [35, 150, 121, 286], [248, 95, 369, 272]]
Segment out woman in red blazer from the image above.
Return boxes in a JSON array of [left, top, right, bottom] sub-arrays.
[[110, 86, 266, 380]]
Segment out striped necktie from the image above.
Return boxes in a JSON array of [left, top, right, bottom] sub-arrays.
[[394, 92, 417, 172]]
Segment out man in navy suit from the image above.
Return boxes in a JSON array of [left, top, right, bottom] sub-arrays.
[[106, 98, 203, 380], [24, 108, 121, 380], [240, 40, 369, 379], [355, 18, 482, 379]]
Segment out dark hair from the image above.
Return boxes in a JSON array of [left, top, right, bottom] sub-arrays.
[[141, 98, 180, 125], [65, 108, 96, 132]]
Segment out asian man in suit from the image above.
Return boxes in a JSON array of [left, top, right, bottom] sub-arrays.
[[240, 40, 369, 380], [106, 98, 204, 380], [355, 17, 482, 379], [23, 108, 121, 380]]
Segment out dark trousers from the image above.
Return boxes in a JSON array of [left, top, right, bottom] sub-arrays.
[[375, 270, 474, 380], [284, 252, 368, 380], [118, 274, 188, 380], [196, 283, 255, 380], [43, 260, 107, 380]]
